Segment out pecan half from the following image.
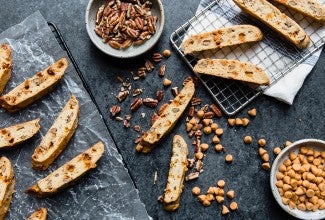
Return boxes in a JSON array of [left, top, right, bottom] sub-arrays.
[[156, 90, 164, 101], [191, 97, 202, 106], [187, 106, 195, 117], [211, 104, 223, 117], [110, 105, 121, 117], [143, 98, 158, 108], [153, 53, 163, 63], [130, 97, 142, 112], [116, 91, 129, 102], [137, 67, 146, 79], [158, 64, 166, 77]]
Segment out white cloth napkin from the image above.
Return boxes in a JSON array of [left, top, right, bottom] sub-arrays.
[[192, 0, 325, 105]]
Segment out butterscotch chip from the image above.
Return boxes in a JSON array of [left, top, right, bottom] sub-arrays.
[[229, 202, 238, 211]]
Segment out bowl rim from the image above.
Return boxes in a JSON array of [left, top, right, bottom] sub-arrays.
[[85, 0, 165, 58], [270, 138, 325, 220]]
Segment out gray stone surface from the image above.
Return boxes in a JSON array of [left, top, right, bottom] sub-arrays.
[[1, 0, 325, 219]]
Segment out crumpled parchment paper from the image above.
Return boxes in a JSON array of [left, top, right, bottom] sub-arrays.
[[0, 11, 150, 220]]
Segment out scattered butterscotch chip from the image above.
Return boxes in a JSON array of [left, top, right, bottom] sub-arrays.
[[258, 138, 266, 147], [261, 162, 270, 170], [212, 135, 220, 144], [222, 205, 230, 215], [247, 108, 256, 117], [192, 186, 201, 195], [200, 143, 209, 152], [273, 147, 281, 155], [163, 49, 171, 58], [197, 110, 205, 119], [215, 144, 224, 152], [235, 118, 243, 126], [244, 135, 252, 144], [217, 180, 226, 188], [197, 195, 206, 202], [206, 193, 215, 201], [261, 153, 269, 162], [285, 141, 292, 147], [229, 201, 238, 211], [163, 78, 172, 86], [215, 128, 223, 136], [210, 123, 218, 131], [228, 118, 235, 126], [225, 154, 233, 163], [227, 190, 235, 199], [195, 152, 204, 160], [242, 118, 250, 126], [216, 196, 224, 204], [202, 199, 211, 207], [258, 148, 267, 156], [203, 126, 212, 135]]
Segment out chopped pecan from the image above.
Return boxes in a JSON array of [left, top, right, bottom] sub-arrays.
[[110, 105, 121, 117], [158, 103, 169, 116], [130, 97, 142, 112], [150, 112, 159, 126], [210, 104, 223, 117], [191, 97, 202, 106], [156, 90, 164, 101], [137, 67, 146, 78], [195, 160, 203, 172], [143, 98, 158, 108], [144, 59, 154, 72], [153, 53, 163, 63], [115, 116, 123, 122], [123, 119, 131, 128], [133, 88, 143, 97], [116, 91, 129, 102], [185, 172, 200, 181], [158, 65, 166, 77], [187, 158, 195, 168], [187, 106, 195, 117], [171, 87, 179, 97], [134, 125, 141, 132], [203, 111, 215, 119]]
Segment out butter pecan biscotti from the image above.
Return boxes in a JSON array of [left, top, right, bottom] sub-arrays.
[[136, 81, 195, 153], [0, 118, 40, 149], [193, 59, 270, 85], [181, 25, 263, 55], [27, 208, 47, 220], [32, 95, 79, 170], [233, 0, 310, 49], [0, 58, 68, 113], [0, 43, 12, 94], [26, 141, 104, 198], [273, 0, 325, 22], [0, 157, 15, 220], [163, 135, 188, 211]]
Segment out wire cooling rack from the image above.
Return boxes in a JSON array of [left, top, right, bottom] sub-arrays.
[[170, 0, 325, 116]]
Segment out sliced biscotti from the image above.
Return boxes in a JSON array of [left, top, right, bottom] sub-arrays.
[[25, 141, 104, 198], [27, 208, 47, 220], [181, 25, 263, 55], [273, 0, 325, 22], [136, 81, 195, 154], [0, 58, 68, 113], [32, 95, 79, 170], [193, 58, 270, 85], [0, 43, 12, 94], [0, 118, 40, 149], [163, 135, 188, 211], [233, 0, 310, 49], [0, 157, 15, 220]]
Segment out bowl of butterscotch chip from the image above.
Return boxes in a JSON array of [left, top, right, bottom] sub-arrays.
[[270, 139, 325, 220]]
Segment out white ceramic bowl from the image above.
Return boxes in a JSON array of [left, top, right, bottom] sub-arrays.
[[270, 139, 325, 220], [85, 0, 165, 58]]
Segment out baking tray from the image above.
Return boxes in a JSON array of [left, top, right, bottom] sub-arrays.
[[170, 0, 325, 116]]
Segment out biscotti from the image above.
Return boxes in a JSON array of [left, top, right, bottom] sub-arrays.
[[0, 157, 15, 220], [27, 208, 47, 220], [273, 0, 325, 22], [163, 135, 188, 211], [0, 58, 68, 113], [25, 141, 104, 198], [0, 43, 12, 94], [193, 58, 270, 86], [0, 118, 40, 149], [136, 81, 195, 153], [181, 25, 263, 55], [233, 0, 310, 49], [32, 95, 79, 170]]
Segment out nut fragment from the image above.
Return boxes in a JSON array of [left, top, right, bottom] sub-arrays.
[[191, 97, 202, 106], [110, 105, 121, 117], [130, 98, 142, 111], [116, 90, 129, 102], [158, 65, 166, 77], [143, 98, 158, 108], [156, 90, 164, 101]]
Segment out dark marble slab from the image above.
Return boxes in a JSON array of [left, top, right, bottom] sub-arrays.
[[1, 0, 325, 219]]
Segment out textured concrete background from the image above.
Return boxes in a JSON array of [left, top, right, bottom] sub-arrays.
[[1, 0, 325, 219]]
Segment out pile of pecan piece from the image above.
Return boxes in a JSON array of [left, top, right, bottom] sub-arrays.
[[95, 0, 157, 50]]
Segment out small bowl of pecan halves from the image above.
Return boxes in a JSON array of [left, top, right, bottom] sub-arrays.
[[86, 0, 165, 58]]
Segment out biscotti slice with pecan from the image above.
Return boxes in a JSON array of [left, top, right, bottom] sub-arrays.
[[0, 156, 15, 220], [181, 25, 263, 55], [233, 0, 310, 49], [0, 118, 40, 149], [194, 58, 270, 86], [25, 141, 104, 198], [273, 0, 325, 22], [27, 208, 47, 220], [0, 58, 68, 113], [32, 95, 79, 170], [163, 135, 188, 211], [136, 81, 195, 153], [0, 43, 12, 94]]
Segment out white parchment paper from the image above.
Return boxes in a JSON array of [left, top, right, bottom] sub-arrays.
[[0, 11, 150, 220]]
